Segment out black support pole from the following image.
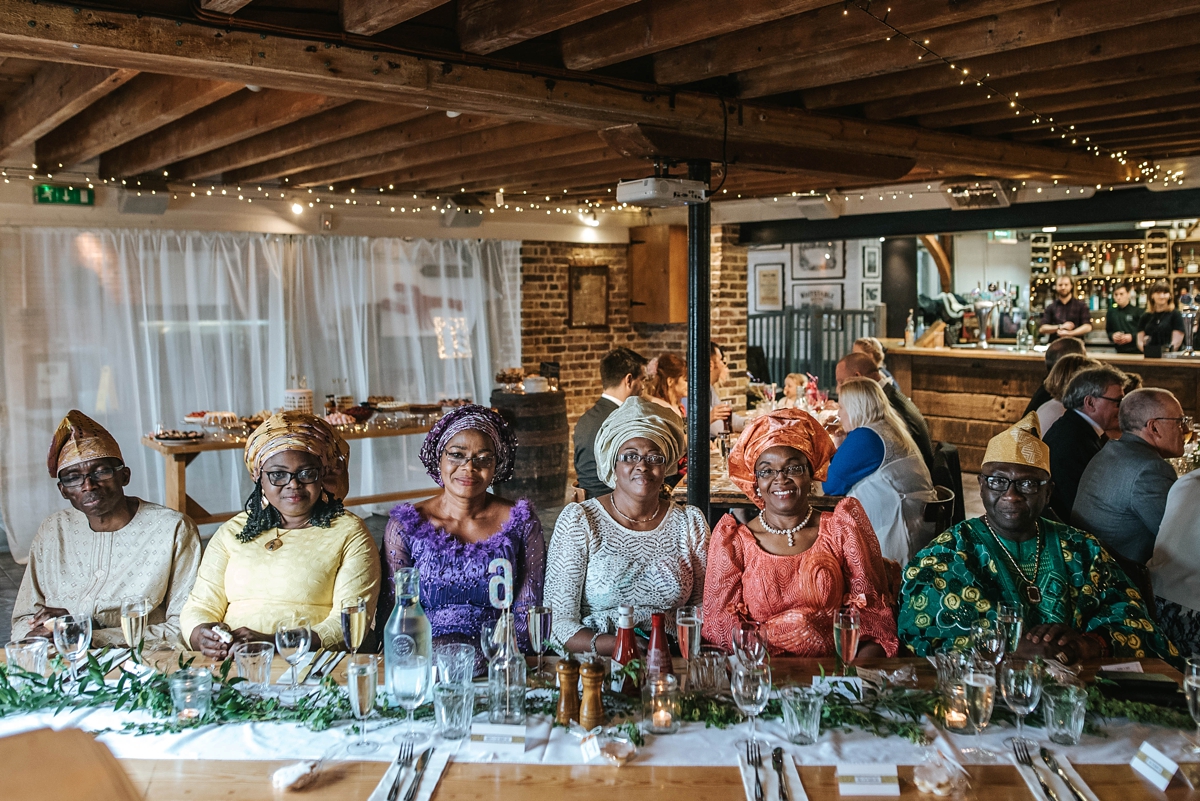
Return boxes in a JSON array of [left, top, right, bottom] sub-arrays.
[[686, 159, 712, 520]]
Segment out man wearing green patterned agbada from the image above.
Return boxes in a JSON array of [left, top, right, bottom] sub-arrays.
[[898, 413, 1178, 666]]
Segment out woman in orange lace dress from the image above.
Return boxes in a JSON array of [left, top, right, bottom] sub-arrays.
[[701, 409, 901, 657]]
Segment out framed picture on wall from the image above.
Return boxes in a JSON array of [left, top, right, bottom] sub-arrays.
[[754, 263, 784, 311], [792, 242, 845, 280], [862, 283, 882, 308], [862, 244, 882, 279], [792, 282, 844, 309], [568, 264, 609, 327]]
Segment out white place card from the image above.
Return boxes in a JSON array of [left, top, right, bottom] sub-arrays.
[[1100, 661, 1144, 673], [836, 763, 900, 796], [468, 722, 527, 756], [1130, 741, 1178, 790], [813, 676, 864, 701]]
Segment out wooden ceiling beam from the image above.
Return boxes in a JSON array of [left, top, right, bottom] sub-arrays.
[[0, 62, 137, 160], [802, 16, 1200, 111], [654, 0, 1045, 87], [443, 155, 639, 193], [199, 0, 254, 12], [36, 74, 241, 170], [1014, 108, 1200, 143], [559, 0, 827, 72], [169, 102, 427, 182], [735, 0, 1199, 99], [340, 0, 451, 36], [0, 1, 1135, 186], [416, 144, 615, 191], [458, 0, 639, 56], [972, 93, 1200, 138]]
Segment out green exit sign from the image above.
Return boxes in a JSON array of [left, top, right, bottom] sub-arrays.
[[34, 184, 94, 206]]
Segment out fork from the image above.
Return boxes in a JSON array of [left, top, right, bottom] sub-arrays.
[[1013, 739, 1061, 801], [386, 741, 415, 801], [746, 740, 764, 801]]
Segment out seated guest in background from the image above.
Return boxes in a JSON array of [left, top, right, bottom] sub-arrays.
[[778, 372, 808, 409], [1035, 354, 1099, 435], [703, 409, 900, 657], [899, 413, 1178, 664], [379, 405, 544, 665], [546, 397, 707, 656], [646, 353, 687, 421], [12, 411, 200, 649], [1043, 365, 1126, 521], [710, 341, 746, 436], [1107, 284, 1143, 354], [1138, 281, 1186, 355], [1149, 468, 1200, 656], [852, 336, 893, 380], [1023, 337, 1087, 416], [822, 378, 936, 563], [183, 412, 380, 658], [1073, 389, 1185, 566], [836, 351, 935, 475], [573, 347, 646, 500], [1038, 275, 1092, 343]]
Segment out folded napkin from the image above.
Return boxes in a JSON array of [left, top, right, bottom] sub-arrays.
[[1009, 749, 1099, 801], [737, 748, 807, 801], [368, 748, 452, 801]]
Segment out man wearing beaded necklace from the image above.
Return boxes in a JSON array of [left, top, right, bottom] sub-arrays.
[[898, 413, 1179, 666]]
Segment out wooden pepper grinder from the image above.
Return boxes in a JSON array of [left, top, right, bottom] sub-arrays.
[[578, 659, 607, 730], [555, 656, 580, 726]]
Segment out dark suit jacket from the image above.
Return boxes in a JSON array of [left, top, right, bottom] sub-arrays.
[[1044, 410, 1106, 522], [573, 397, 618, 499], [883, 381, 935, 474], [1023, 383, 1052, 418]]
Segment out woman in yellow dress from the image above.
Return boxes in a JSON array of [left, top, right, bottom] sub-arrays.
[[182, 412, 380, 658]]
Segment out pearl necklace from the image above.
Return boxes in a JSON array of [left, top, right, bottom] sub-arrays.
[[759, 506, 815, 547]]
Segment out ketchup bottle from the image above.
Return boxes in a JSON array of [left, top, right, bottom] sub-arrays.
[[646, 612, 672, 677], [610, 604, 641, 695]]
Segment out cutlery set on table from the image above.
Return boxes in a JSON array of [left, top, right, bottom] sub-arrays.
[[369, 742, 442, 801]]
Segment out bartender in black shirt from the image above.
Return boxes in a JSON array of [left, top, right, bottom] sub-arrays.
[[1106, 283, 1142, 354], [1039, 274, 1092, 342], [1138, 281, 1185, 356]]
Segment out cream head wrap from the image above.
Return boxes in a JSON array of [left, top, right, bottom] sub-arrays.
[[981, 412, 1051, 473], [593, 396, 686, 489], [244, 411, 346, 482], [47, 410, 123, 477]]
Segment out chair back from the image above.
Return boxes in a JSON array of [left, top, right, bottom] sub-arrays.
[[923, 484, 956, 535]]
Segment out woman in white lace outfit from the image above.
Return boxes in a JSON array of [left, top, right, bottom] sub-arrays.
[[546, 396, 709, 657]]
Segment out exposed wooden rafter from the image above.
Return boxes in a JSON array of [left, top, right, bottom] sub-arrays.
[[198, 0, 254, 12], [340, 0, 451, 36], [458, 0, 640, 55]]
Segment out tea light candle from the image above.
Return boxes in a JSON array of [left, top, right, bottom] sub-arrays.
[[944, 709, 967, 729], [653, 709, 672, 729], [943, 683, 968, 730]]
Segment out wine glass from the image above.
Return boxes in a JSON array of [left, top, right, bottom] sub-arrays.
[[834, 607, 861, 674], [732, 621, 768, 667], [964, 666, 997, 734], [1185, 657, 1200, 751], [274, 615, 312, 702], [526, 606, 552, 685], [120, 596, 153, 659], [51, 614, 92, 689], [732, 662, 772, 749], [999, 658, 1042, 745], [341, 597, 368, 655], [480, 617, 503, 663], [971, 620, 1006, 668], [345, 654, 379, 755], [390, 654, 431, 743]]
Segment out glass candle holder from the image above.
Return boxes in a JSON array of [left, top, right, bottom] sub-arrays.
[[642, 673, 681, 734], [6, 637, 50, 678], [943, 682, 969, 731], [170, 667, 213, 721]]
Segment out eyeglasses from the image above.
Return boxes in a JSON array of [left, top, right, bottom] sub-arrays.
[[981, 475, 1049, 495], [1092, 394, 1123, 405], [264, 467, 322, 487], [617, 452, 667, 466], [1150, 416, 1194, 431], [754, 465, 809, 480], [443, 452, 497, 470], [59, 464, 123, 488]]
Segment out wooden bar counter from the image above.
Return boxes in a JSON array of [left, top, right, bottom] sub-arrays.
[[887, 346, 1200, 472]]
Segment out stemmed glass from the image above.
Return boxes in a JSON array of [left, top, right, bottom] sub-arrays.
[[971, 620, 1006, 668], [341, 597, 368, 655], [834, 607, 861, 674], [964, 666, 997, 734], [677, 605, 702, 689], [345, 654, 380, 755], [527, 605, 553, 685], [480, 618, 501, 662], [1000, 658, 1043, 745], [52, 615, 92, 689], [732, 662, 772, 749], [390, 654, 431, 743], [274, 615, 312, 702], [732, 621, 768, 667], [120, 596, 153, 659], [1185, 658, 1200, 751]]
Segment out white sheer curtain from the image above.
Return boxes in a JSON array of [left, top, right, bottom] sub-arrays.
[[0, 228, 286, 561]]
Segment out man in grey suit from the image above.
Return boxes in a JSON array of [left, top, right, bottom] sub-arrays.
[[1072, 388, 1187, 565], [572, 347, 647, 499]]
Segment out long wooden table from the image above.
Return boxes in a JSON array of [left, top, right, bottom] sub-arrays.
[[140, 425, 437, 525]]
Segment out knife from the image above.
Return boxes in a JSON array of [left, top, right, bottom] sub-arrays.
[[1040, 748, 1089, 801], [772, 747, 789, 801], [299, 648, 327, 684], [314, 651, 345, 682], [403, 748, 434, 801]]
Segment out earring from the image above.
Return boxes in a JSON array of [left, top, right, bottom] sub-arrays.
[[260, 494, 269, 510]]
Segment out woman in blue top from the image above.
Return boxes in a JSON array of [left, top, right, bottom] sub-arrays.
[[823, 378, 936, 564]]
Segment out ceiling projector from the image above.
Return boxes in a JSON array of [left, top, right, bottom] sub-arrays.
[[615, 177, 708, 208]]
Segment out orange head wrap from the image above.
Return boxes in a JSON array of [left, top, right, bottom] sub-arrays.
[[727, 409, 837, 508]]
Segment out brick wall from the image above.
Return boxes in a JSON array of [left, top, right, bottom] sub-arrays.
[[520, 225, 748, 477]]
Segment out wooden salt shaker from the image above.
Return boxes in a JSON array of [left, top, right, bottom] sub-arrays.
[[555, 657, 580, 726], [578, 659, 607, 730]]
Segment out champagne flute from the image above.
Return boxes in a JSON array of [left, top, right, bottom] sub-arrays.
[[999, 658, 1042, 745], [390, 653, 431, 743], [275, 615, 312, 701], [676, 605, 702, 688], [345, 654, 379, 755], [997, 603, 1023, 653], [732, 621, 768, 667], [964, 667, 996, 734], [341, 597, 368, 655], [732, 662, 772, 749], [52, 614, 92, 689], [834, 607, 861, 674], [1185, 657, 1200, 751], [526, 606, 552, 684], [120, 596, 153, 659], [970, 620, 1006, 668]]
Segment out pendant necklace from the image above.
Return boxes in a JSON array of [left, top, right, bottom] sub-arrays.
[[982, 516, 1043, 605], [264, 529, 291, 551], [759, 506, 815, 547], [611, 496, 662, 525]]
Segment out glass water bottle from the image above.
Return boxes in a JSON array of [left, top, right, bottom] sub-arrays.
[[383, 567, 433, 702]]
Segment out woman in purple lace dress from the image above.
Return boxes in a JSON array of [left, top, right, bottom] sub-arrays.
[[377, 405, 545, 667]]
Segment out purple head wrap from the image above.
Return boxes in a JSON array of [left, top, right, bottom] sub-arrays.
[[419, 404, 517, 486]]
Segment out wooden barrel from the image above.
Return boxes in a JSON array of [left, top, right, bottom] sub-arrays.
[[489, 389, 569, 510]]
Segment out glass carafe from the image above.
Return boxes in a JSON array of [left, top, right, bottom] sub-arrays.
[[384, 567, 433, 702], [487, 610, 527, 725]]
